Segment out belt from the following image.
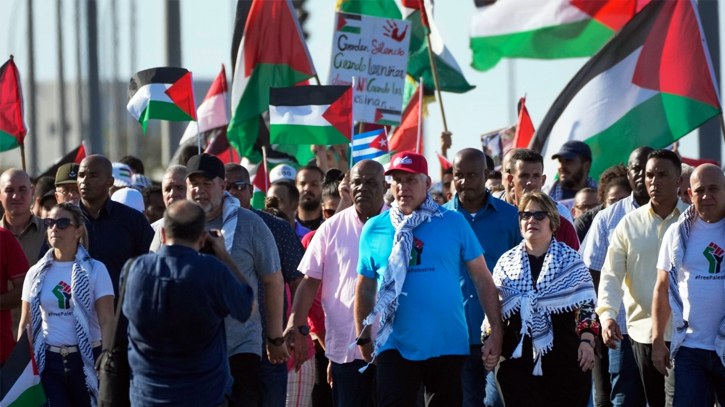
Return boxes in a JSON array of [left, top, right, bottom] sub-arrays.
[[47, 341, 102, 356]]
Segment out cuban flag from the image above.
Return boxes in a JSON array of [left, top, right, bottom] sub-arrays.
[[352, 129, 389, 164]]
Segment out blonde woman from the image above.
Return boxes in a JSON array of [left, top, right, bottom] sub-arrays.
[[18, 203, 114, 407]]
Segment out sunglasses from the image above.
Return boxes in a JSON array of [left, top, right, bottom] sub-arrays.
[[518, 211, 548, 221], [323, 208, 337, 218], [226, 181, 250, 192], [44, 218, 76, 230]]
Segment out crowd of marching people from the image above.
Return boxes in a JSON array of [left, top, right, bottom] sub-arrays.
[[1, 136, 724, 407]]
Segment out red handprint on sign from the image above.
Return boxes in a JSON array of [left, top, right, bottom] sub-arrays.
[[383, 20, 408, 42]]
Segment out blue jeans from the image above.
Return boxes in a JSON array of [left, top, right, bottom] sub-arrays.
[[609, 337, 646, 407], [259, 355, 288, 407], [330, 359, 376, 407], [673, 346, 725, 407], [41, 346, 102, 407], [461, 345, 503, 407]]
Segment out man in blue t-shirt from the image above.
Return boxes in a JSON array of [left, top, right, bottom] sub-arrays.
[[355, 152, 504, 407], [124, 200, 255, 406]]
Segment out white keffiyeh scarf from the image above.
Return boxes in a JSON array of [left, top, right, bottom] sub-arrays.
[[29, 245, 99, 406], [667, 205, 725, 365], [356, 194, 442, 367], [220, 191, 240, 253], [484, 239, 596, 375]]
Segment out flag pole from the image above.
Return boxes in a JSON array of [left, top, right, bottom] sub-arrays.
[[313, 74, 321, 86], [20, 145, 26, 171], [425, 31, 449, 157], [416, 77, 423, 154], [719, 112, 725, 146], [261, 145, 269, 192], [351, 76, 356, 165]]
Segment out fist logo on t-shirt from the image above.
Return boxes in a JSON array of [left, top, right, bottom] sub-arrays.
[[52, 281, 72, 309], [703, 243, 724, 274]]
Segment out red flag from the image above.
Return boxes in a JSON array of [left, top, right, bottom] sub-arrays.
[[513, 97, 535, 148], [74, 142, 87, 164], [390, 89, 423, 154], [402, 0, 429, 27], [437, 153, 451, 170], [252, 159, 269, 193], [0, 58, 27, 151]]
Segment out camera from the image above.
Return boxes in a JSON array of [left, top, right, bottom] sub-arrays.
[[200, 230, 220, 254]]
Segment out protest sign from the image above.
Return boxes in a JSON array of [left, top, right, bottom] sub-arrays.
[[329, 12, 411, 126]]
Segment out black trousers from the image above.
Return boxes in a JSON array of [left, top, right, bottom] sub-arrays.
[[311, 349, 333, 407], [228, 353, 261, 407], [629, 338, 674, 407], [593, 336, 612, 407], [376, 349, 466, 407]]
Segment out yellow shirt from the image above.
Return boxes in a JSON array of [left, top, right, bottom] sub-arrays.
[[597, 200, 689, 344]]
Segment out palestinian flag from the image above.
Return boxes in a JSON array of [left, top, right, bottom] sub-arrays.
[[180, 64, 229, 146], [336, 0, 402, 19], [269, 86, 352, 145], [0, 329, 46, 407], [352, 129, 389, 163], [228, 0, 316, 162], [0, 57, 27, 152], [127, 67, 197, 133], [533, 0, 722, 181], [402, 0, 475, 93], [248, 158, 299, 210], [37, 142, 88, 179], [437, 152, 451, 170], [512, 97, 534, 148], [470, 0, 644, 72]]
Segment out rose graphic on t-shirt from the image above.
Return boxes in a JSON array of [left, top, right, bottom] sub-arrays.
[[703, 242, 724, 274], [409, 237, 424, 266], [52, 281, 72, 309]]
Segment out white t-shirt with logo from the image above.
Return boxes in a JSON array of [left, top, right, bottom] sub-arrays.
[[22, 261, 114, 346], [658, 216, 725, 351]]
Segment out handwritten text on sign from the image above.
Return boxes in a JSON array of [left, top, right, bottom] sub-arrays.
[[329, 13, 411, 126]]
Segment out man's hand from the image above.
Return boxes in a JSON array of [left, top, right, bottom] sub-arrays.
[[327, 359, 333, 387], [283, 325, 308, 371], [267, 340, 291, 364], [441, 131, 452, 154], [481, 329, 502, 372], [652, 340, 671, 376], [601, 318, 623, 349], [206, 229, 227, 257], [359, 341, 374, 363]]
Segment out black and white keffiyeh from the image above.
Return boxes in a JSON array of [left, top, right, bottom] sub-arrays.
[[667, 205, 725, 365], [356, 194, 442, 367], [29, 245, 99, 406], [483, 239, 596, 375]]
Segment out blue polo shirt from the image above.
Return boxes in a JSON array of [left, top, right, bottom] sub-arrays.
[[124, 245, 254, 406], [358, 206, 483, 360], [444, 191, 521, 345]]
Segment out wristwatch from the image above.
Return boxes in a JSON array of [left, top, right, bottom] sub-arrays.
[[356, 336, 371, 346], [297, 325, 310, 336], [267, 336, 284, 346], [580, 338, 595, 349]]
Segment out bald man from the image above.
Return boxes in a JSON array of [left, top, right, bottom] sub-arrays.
[[77, 155, 154, 387], [286, 160, 388, 407], [443, 148, 520, 407], [0, 169, 47, 264], [652, 164, 725, 407]]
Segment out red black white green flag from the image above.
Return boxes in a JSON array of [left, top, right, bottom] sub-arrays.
[[532, 0, 722, 180], [228, 0, 316, 161], [127, 67, 197, 133], [0, 328, 46, 407], [0, 58, 27, 152]]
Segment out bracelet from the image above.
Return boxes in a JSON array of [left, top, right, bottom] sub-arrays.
[[580, 339, 595, 349]]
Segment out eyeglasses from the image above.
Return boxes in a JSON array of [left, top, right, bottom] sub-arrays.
[[44, 218, 76, 230], [226, 181, 250, 191], [518, 211, 548, 221]]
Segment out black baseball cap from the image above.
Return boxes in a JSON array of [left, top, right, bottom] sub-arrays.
[[186, 154, 225, 180], [55, 163, 80, 186], [552, 140, 592, 161]]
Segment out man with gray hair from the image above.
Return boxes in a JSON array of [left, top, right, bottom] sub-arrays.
[[149, 165, 188, 238], [678, 163, 694, 205]]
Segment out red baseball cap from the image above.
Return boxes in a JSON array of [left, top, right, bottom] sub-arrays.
[[385, 152, 428, 176]]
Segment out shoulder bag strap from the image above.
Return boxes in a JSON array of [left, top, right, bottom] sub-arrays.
[[107, 257, 136, 351]]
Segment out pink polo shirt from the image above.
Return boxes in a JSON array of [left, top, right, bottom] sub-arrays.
[[298, 205, 387, 364]]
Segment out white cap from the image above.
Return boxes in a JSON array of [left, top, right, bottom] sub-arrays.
[[111, 188, 145, 213], [269, 164, 297, 184], [112, 163, 134, 188]]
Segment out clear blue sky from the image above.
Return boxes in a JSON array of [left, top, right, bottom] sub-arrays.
[[2, 0, 721, 176]]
